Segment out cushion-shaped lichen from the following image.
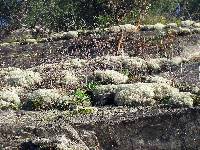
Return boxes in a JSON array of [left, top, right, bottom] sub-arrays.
[[94, 70, 128, 84], [26, 89, 61, 110], [56, 70, 79, 86], [0, 88, 21, 110], [1, 67, 42, 87]]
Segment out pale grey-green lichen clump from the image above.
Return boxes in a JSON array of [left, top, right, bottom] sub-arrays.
[[26, 88, 61, 110], [123, 57, 147, 70], [146, 58, 170, 70], [145, 75, 172, 85], [164, 92, 193, 107], [181, 20, 195, 27], [154, 23, 166, 30], [56, 70, 79, 86], [114, 84, 156, 106], [62, 58, 87, 69], [94, 83, 194, 107], [94, 70, 128, 84], [1, 67, 42, 87], [0, 88, 21, 110], [109, 24, 136, 33]]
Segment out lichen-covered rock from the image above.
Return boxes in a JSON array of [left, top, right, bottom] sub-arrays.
[[154, 23, 166, 30], [25, 89, 61, 110], [0, 42, 10, 46], [181, 20, 195, 27], [58, 95, 86, 111], [0, 88, 21, 110], [163, 92, 193, 107], [93, 70, 128, 84], [114, 83, 179, 107], [1, 67, 42, 87]]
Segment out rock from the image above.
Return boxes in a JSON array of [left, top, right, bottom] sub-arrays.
[[25, 88, 61, 110], [0, 88, 21, 110], [0, 107, 199, 149], [181, 20, 195, 27], [93, 70, 128, 84], [1, 67, 42, 87]]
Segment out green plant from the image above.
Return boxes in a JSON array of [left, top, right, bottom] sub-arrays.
[[121, 69, 130, 76], [74, 88, 91, 105], [86, 81, 99, 91]]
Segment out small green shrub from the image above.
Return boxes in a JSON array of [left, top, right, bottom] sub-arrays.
[[74, 88, 91, 106]]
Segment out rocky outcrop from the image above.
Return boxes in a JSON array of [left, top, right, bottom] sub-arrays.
[[0, 107, 199, 149]]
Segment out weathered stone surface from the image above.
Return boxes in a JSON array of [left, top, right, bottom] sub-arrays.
[[0, 107, 199, 149]]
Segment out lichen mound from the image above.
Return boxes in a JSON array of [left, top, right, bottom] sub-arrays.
[[163, 92, 193, 107], [0, 88, 21, 110], [181, 20, 195, 27], [114, 85, 156, 106], [154, 23, 166, 30], [1, 67, 42, 87], [56, 70, 79, 86], [94, 70, 128, 84], [145, 75, 172, 85], [26, 89, 61, 110], [94, 83, 194, 107]]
